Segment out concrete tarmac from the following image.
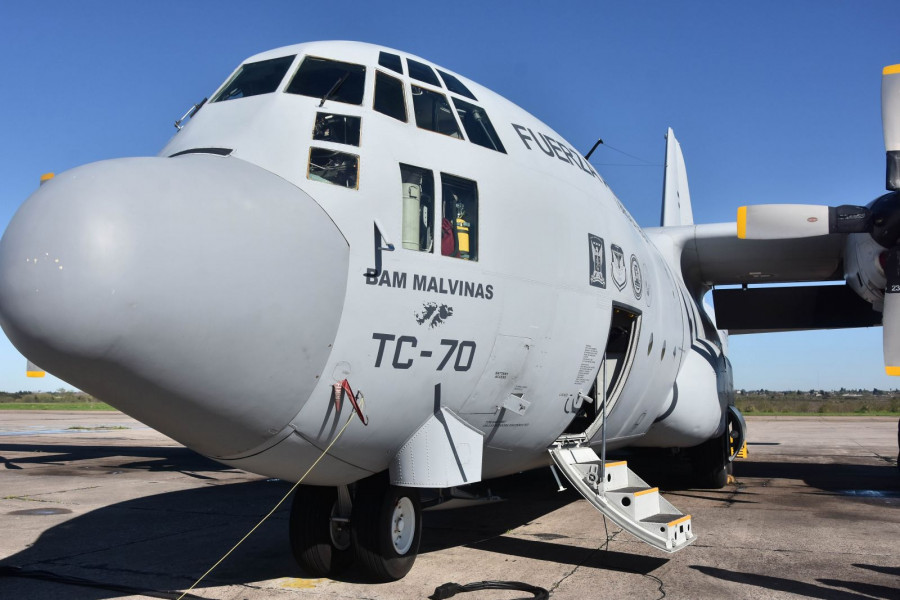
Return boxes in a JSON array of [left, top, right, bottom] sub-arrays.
[[0, 411, 898, 599]]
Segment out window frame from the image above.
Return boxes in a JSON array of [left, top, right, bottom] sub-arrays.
[[373, 70, 408, 123], [307, 147, 360, 190], [285, 55, 367, 106]]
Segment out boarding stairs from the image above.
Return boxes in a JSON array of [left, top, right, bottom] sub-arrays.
[[549, 435, 695, 552]]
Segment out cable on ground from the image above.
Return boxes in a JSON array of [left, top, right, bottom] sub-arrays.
[[176, 396, 362, 599]]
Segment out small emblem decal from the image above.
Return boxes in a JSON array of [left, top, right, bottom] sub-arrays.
[[611, 244, 626, 291], [807, 217, 818, 223], [415, 302, 453, 328], [588, 234, 606, 288], [630, 255, 642, 300]]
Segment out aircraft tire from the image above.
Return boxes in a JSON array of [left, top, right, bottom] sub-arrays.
[[689, 433, 729, 489], [351, 474, 422, 582], [289, 485, 353, 577]]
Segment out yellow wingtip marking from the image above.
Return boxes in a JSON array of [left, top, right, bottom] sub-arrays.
[[885, 366, 900, 376], [737, 206, 747, 239], [26, 371, 46, 378], [884, 64, 900, 75]]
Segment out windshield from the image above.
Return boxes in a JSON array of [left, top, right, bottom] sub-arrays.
[[211, 55, 295, 102], [285, 57, 366, 105]]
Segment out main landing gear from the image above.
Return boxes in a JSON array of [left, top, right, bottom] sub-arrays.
[[687, 405, 746, 489], [289, 473, 422, 582]]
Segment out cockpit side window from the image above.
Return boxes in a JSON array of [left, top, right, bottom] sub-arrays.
[[441, 174, 478, 261], [313, 113, 361, 146], [378, 52, 404, 75], [308, 148, 359, 189], [211, 55, 296, 102], [437, 70, 477, 101], [451, 98, 506, 153], [412, 86, 462, 139], [407, 59, 441, 87], [286, 57, 366, 105], [374, 71, 407, 122], [400, 164, 434, 253]]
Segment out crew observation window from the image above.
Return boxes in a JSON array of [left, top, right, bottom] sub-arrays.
[[441, 174, 478, 261], [313, 113, 361, 146], [286, 57, 366, 105], [308, 148, 359, 189], [400, 164, 434, 252], [452, 98, 506, 153], [374, 71, 407, 122], [412, 86, 462, 139], [438, 70, 476, 100], [378, 52, 404, 75], [211, 55, 296, 102], [407, 59, 441, 87]]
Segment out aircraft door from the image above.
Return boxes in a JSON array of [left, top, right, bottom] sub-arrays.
[[458, 335, 532, 415], [566, 305, 641, 436]]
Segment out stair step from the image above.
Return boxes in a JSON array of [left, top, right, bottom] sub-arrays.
[[549, 441, 696, 553]]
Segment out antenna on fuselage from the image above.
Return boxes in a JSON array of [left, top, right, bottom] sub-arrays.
[[584, 138, 604, 161]]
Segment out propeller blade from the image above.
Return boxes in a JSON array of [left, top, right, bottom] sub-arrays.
[[26, 360, 45, 378], [737, 204, 871, 239], [884, 65, 900, 191], [883, 246, 900, 375], [738, 204, 829, 239]]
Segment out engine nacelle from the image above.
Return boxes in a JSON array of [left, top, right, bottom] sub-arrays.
[[844, 232, 887, 311]]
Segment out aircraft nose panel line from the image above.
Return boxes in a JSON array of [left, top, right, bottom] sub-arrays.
[[0, 155, 350, 459]]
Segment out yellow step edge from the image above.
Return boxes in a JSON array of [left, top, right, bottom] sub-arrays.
[[667, 515, 691, 528], [605, 460, 627, 468], [633, 487, 659, 497]]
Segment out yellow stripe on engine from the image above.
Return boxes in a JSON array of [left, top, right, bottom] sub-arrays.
[[884, 64, 900, 75], [737, 206, 747, 239]]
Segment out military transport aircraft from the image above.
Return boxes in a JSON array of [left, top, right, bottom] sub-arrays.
[[0, 41, 897, 582]]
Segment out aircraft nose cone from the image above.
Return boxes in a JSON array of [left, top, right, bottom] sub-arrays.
[[0, 156, 349, 457]]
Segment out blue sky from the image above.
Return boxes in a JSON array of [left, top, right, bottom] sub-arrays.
[[0, 1, 897, 391]]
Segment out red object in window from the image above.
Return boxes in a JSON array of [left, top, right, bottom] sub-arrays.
[[441, 218, 455, 256]]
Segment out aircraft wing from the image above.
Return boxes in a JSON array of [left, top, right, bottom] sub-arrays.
[[646, 224, 882, 334]]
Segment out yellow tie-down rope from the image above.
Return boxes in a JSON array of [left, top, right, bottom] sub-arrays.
[[177, 386, 365, 600]]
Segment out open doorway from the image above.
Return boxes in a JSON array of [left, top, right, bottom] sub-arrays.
[[565, 304, 641, 435]]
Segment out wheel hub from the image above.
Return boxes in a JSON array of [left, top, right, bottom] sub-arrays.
[[390, 497, 415, 555]]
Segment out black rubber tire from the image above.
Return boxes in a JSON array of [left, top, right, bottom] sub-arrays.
[[351, 474, 422, 582], [289, 485, 353, 577], [689, 433, 729, 489]]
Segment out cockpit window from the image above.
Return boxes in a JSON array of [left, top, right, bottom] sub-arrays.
[[400, 164, 434, 252], [451, 98, 506, 153], [437, 70, 476, 101], [441, 174, 478, 261], [378, 52, 404, 75], [308, 148, 359, 189], [286, 57, 366, 105], [407, 59, 441, 87], [412, 86, 462, 139], [313, 113, 361, 146], [211, 55, 295, 102], [374, 71, 407, 122]]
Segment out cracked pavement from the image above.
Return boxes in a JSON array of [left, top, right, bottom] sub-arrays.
[[0, 412, 898, 599]]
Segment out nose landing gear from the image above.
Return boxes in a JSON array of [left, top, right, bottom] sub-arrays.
[[289, 473, 422, 581]]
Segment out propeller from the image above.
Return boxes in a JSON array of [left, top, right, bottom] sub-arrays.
[[736, 64, 900, 374]]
